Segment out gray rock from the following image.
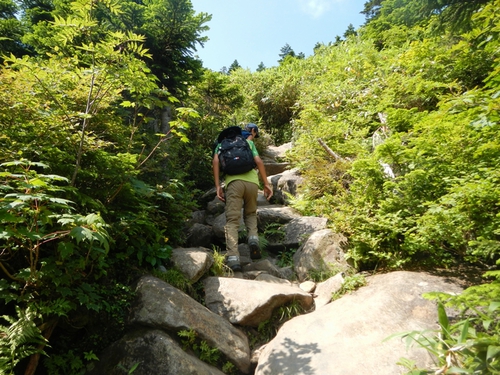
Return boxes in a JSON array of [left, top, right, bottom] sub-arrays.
[[212, 210, 246, 240], [284, 217, 327, 245], [171, 247, 214, 283], [255, 273, 292, 285], [185, 223, 213, 248], [314, 272, 344, 308], [255, 271, 464, 375], [268, 168, 304, 205], [206, 197, 225, 216], [188, 210, 207, 226], [264, 162, 290, 177], [243, 259, 284, 278], [212, 213, 226, 240], [256, 205, 301, 232], [128, 276, 251, 373], [299, 281, 316, 293], [86, 328, 225, 375], [260, 142, 292, 161], [293, 229, 350, 281], [203, 276, 314, 327], [278, 266, 296, 281]]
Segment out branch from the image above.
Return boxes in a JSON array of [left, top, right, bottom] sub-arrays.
[[317, 138, 352, 162], [24, 318, 59, 375], [71, 56, 97, 187], [0, 261, 23, 282], [137, 133, 172, 168]]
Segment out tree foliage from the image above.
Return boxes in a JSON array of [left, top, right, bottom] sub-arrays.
[[0, 0, 203, 372]]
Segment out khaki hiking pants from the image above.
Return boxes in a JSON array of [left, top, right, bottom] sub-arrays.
[[224, 180, 259, 257]]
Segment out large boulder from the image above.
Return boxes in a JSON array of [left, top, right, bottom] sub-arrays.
[[171, 247, 214, 283], [268, 168, 304, 205], [260, 142, 292, 161], [261, 143, 292, 176], [255, 271, 464, 375], [267, 216, 328, 252], [293, 228, 350, 281], [203, 277, 314, 327], [86, 328, 225, 375], [185, 223, 214, 248], [256, 205, 301, 232], [128, 276, 251, 373]]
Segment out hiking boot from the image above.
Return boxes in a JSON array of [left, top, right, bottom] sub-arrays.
[[248, 236, 261, 260], [226, 256, 242, 272]]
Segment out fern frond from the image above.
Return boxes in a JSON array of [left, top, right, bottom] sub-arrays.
[[0, 306, 49, 373]]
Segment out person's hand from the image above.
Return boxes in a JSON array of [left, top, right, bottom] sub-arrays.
[[216, 186, 225, 202], [263, 184, 273, 201]]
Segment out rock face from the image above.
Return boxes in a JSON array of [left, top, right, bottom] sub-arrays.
[[255, 271, 464, 375]]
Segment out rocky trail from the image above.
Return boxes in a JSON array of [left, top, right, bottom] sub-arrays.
[[87, 144, 470, 375]]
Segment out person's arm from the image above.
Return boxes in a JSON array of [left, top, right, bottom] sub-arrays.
[[254, 155, 273, 201], [212, 153, 225, 202]]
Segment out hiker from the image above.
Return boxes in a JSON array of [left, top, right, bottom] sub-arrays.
[[212, 124, 273, 272], [242, 122, 259, 140]]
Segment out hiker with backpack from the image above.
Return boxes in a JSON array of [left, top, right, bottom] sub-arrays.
[[212, 124, 273, 272]]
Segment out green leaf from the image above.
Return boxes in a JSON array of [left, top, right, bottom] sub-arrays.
[[48, 197, 74, 206], [69, 227, 94, 243], [120, 100, 135, 107], [57, 215, 77, 226], [28, 178, 48, 187], [488, 301, 500, 313], [446, 366, 469, 374], [458, 319, 469, 344], [486, 345, 500, 362], [57, 287, 73, 297], [0, 210, 23, 223], [58, 242, 74, 260], [437, 302, 450, 338]]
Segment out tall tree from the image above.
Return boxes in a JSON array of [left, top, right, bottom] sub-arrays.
[[278, 43, 295, 62], [361, 0, 382, 21], [228, 59, 241, 73], [420, 0, 492, 32], [256, 61, 266, 71], [18, 0, 212, 97], [343, 23, 357, 38], [139, 0, 211, 96], [0, 0, 31, 59]]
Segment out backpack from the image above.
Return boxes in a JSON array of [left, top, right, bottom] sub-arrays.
[[216, 126, 256, 175]]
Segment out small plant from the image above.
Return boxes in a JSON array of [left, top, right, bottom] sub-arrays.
[[250, 299, 306, 349], [152, 267, 196, 297], [117, 362, 140, 374], [276, 248, 297, 268], [264, 223, 286, 244], [0, 306, 49, 375], [222, 361, 236, 374], [308, 262, 343, 283], [209, 248, 231, 276], [331, 273, 366, 301], [177, 329, 221, 367], [257, 234, 269, 254]]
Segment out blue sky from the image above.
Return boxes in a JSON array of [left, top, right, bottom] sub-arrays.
[[189, 0, 368, 72]]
